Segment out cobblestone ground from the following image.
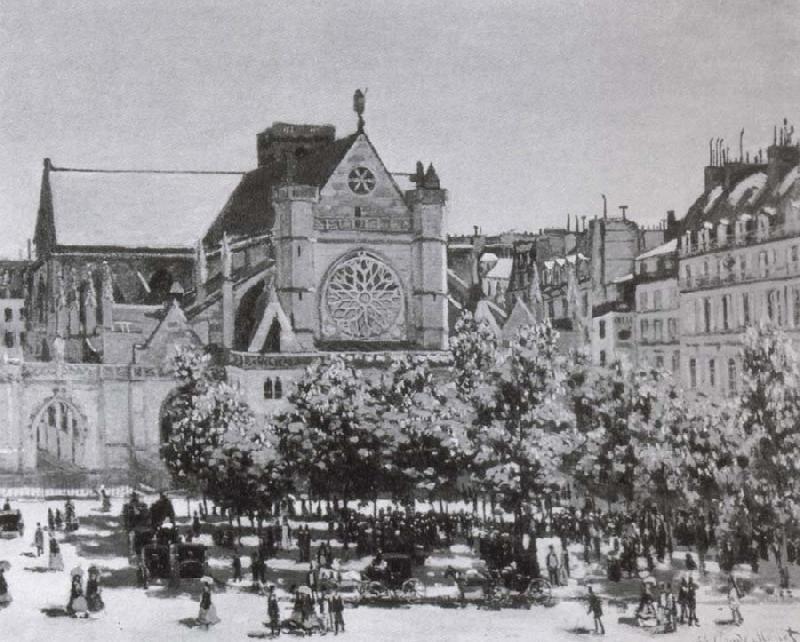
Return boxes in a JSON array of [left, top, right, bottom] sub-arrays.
[[0, 497, 798, 642]]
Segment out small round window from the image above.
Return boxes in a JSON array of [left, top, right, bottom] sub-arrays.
[[348, 166, 376, 195]]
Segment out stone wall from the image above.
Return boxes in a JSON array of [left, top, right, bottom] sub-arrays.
[[0, 361, 175, 475]]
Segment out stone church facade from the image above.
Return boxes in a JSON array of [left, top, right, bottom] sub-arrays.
[[0, 95, 449, 480]]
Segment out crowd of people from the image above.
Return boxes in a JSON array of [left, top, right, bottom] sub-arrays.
[[0, 490, 796, 638]]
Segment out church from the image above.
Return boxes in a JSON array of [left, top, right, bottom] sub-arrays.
[[0, 93, 449, 481]]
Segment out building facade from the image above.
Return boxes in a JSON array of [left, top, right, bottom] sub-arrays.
[[633, 240, 680, 374], [678, 125, 800, 397], [0, 260, 31, 359], [0, 94, 450, 478]]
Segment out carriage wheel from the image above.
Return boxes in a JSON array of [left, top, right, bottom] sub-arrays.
[[526, 578, 552, 604], [401, 578, 425, 599]]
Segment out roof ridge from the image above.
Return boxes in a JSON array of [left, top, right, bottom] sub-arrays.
[[50, 165, 246, 176]]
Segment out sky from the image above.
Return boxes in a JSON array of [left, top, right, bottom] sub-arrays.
[[1, 0, 799, 258]]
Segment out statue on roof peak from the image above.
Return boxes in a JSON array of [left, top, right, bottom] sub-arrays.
[[353, 89, 367, 133]]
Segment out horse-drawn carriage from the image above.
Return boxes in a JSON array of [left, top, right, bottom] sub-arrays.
[[445, 566, 552, 608], [0, 510, 23, 539], [142, 541, 207, 580], [359, 553, 425, 600]]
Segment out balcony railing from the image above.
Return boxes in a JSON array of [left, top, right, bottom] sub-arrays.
[[680, 224, 800, 257], [680, 261, 800, 290]]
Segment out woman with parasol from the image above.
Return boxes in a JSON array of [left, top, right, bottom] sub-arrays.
[[197, 578, 220, 628], [0, 561, 12, 606]]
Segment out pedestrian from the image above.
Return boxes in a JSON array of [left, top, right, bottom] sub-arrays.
[[197, 580, 220, 628], [727, 575, 743, 625], [330, 589, 345, 635], [677, 577, 688, 624], [587, 585, 604, 635], [48, 534, 64, 571], [0, 567, 12, 606], [251, 553, 259, 588], [66, 571, 88, 617], [47, 507, 55, 531], [686, 576, 699, 626], [561, 542, 571, 582], [267, 585, 281, 636], [779, 564, 791, 597], [192, 511, 201, 538], [281, 516, 291, 550], [34, 523, 44, 557], [232, 549, 242, 583], [55, 508, 63, 530], [662, 582, 676, 632], [546, 544, 560, 587], [86, 566, 104, 612]]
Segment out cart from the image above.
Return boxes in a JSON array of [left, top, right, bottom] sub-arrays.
[[142, 542, 206, 581], [0, 511, 23, 539], [360, 553, 425, 600]]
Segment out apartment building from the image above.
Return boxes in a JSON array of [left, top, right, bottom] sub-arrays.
[[678, 124, 799, 397]]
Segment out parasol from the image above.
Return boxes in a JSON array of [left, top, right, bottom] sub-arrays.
[[70, 566, 84, 577], [297, 586, 313, 596], [201, 576, 215, 585]]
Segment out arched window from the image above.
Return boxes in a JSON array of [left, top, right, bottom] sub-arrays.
[[34, 398, 85, 466], [263, 379, 274, 399], [274, 377, 283, 399], [689, 358, 697, 388], [728, 359, 737, 396]]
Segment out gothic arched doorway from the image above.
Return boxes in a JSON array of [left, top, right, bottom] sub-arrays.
[[32, 398, 87, 467]]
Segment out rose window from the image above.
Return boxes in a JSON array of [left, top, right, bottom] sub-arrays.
[[323, 252, 403, 339], [347, 167, 376, 194]]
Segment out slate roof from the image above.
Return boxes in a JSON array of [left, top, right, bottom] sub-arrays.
[[203, 133, 359, 246], [42, 166, 244, 250], [679, 157, 799, 235]]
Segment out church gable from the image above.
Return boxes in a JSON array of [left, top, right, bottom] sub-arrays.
[[316, 134, 410, 220], [133, 300, 201, 368], [247, 283, 301, 353]]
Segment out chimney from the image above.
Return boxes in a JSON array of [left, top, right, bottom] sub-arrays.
[[739, 129, 744, 162], [26, 239, 31, 260], [666, 210, 677, 241], [619, 205, 628, 220], [602, 194, 607, 219]]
